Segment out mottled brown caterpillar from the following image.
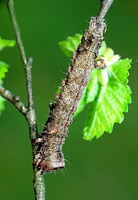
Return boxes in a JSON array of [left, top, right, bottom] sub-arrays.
[[34, 17, 105, 172]]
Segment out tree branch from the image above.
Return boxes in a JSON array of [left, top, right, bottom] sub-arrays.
[[7, 0, 37, 139], [0, 85, 27, 116], [34, 170, 45, 200], [7, 0, 34, 109], [7, 0, 43, 199], [97, 0, 114, 22]]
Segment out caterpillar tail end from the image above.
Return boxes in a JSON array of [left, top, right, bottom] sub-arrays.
[[40, 160, 65, 172], [34, 134, 66, 173]]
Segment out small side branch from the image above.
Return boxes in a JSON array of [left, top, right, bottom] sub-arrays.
[[0, 86, 27, 116], [7, 0, 37, 141], [7, 0, 43, 199], [7, 0, 34, 109]]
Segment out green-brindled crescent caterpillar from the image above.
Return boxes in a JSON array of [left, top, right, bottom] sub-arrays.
[[34, 17, 105, 172]]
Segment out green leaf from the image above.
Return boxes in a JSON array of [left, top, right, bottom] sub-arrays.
[[56, 86, 61, 94], [74, 69, 99, 117], [0, 80, 5, 116], [0, 61, 9, 80], [107, 58, 131, 84], [59, 34, 132, 141], [59, 34, 82, 58], [59, 34, 107, 59], [97, 69, 109, 86], [0, 96, 5, 116], [0, 37, 15, 51], [102, 47, 114, 59], [83, 76, 131, 141], [98, 41, 107, 56]]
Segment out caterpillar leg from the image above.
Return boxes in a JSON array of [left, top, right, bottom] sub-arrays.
[[35, 138, 43, 143], [34, 153, 42, 167]]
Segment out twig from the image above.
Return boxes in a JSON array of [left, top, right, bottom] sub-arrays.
[[7, 0, 43, 199], [0, 85, 27, 116], [34, 170, 45, 200], [97, 0, 114, 22], [7, 0, 34, 109]]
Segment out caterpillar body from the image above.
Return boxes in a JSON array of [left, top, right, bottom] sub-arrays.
[[34, 17, 105, 172]]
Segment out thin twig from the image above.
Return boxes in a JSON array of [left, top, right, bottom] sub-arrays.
[[97, 0, 114, 22], [34, 170, 45, 200], [0, 85, 27, 116], [7, 0, 44, 200], [7, 0, 37, 140], [7, 0, 34, 109]]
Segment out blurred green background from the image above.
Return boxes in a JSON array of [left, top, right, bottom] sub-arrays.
[[0, 0, 138, 199]]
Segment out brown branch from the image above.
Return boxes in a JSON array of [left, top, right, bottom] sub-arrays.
[[0, 85, 27, 116], [97, 0, 114, 22], [7, 0, 41, 199], [7, 0, 34, 110]]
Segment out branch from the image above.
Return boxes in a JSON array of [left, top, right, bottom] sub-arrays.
[[0, 85, 27, 116], [7, 0, 34, 109], [7, 0, 43, 199], [97, 0, 114, 22], [7, 0, 37, 139], [34, 170, 45, 200]]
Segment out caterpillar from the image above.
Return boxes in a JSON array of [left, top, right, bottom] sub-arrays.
[[34, 17, 105, 172]]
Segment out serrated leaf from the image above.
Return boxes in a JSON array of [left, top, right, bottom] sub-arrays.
[[59, 34, 82, 58], [74, 69, 99, 117], [0, 37, 15, 51], [83, 76, 131, 141], [0, 61, 9, 80], [107, 58, 131, 84], [58, 35, 132, 141]]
